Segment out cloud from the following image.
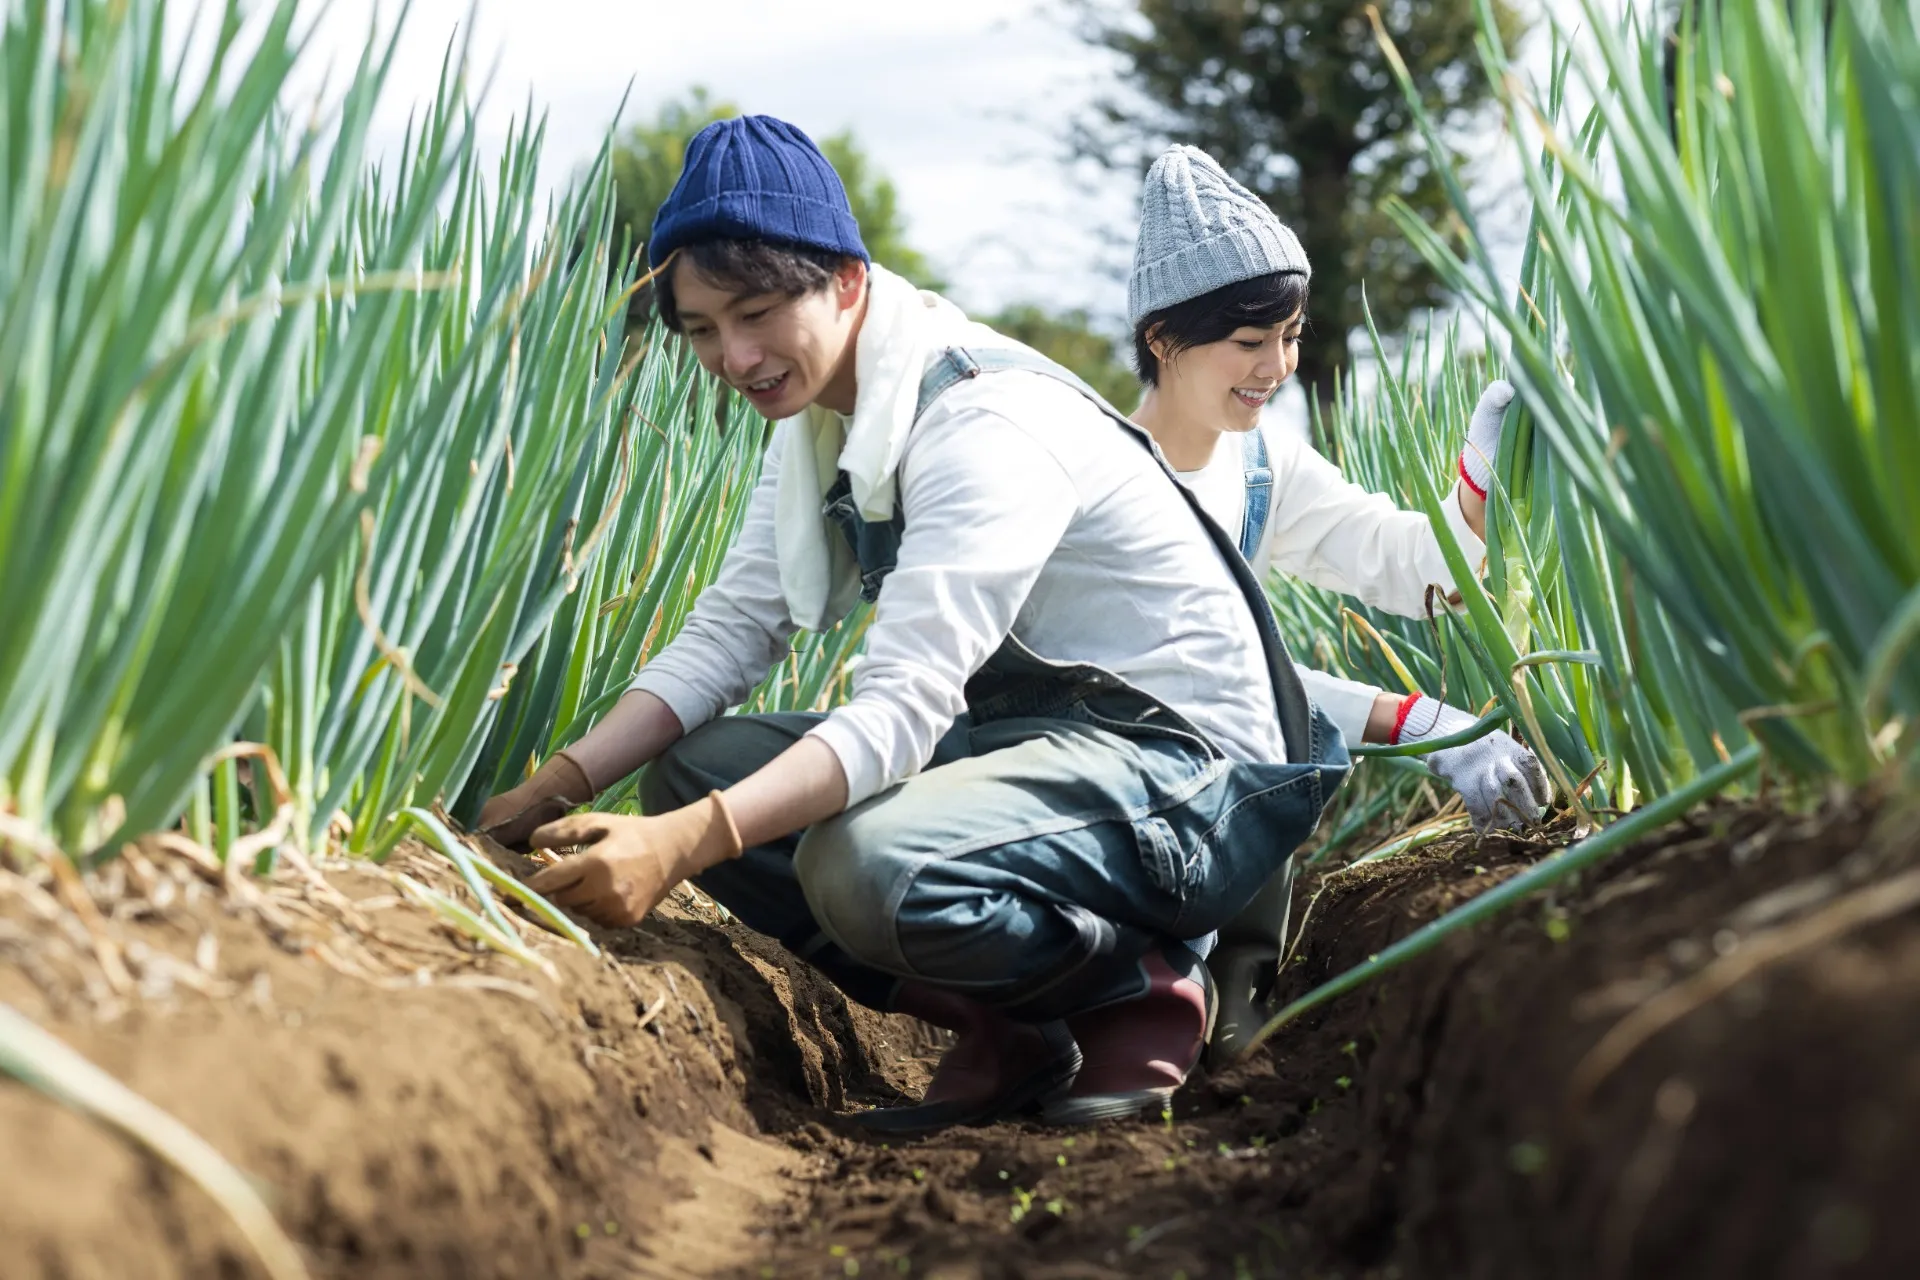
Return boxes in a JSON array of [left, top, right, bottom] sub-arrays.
[[286, 0, 1131, 316]]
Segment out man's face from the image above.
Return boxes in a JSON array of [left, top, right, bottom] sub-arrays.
[[671, 258, 866, 419]]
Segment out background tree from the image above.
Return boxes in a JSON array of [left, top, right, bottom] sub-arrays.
[[985, 305, 1141, 411], [1069, 0, 1529, 409], [610, 89, 942, 328]]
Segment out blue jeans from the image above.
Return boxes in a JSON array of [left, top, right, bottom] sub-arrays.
[[642, 703, 1346, 1021]]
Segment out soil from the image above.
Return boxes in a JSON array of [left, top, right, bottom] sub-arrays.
[[4, 786, 1917, 1280]]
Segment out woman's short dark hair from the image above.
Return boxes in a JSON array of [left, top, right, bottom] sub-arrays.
[[654, 237, 856, 331], [1131, 271, 1310, 385]]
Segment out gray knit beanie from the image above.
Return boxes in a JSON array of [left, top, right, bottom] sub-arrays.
[[1127, 144, 1311, 329]]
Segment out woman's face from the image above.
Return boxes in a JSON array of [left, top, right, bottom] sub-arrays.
[[1158, 308, 1305, 431]]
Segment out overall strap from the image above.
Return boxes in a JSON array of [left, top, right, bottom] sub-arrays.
[[914, 344, 1314, 767], [1238, 428, 1273, 562]]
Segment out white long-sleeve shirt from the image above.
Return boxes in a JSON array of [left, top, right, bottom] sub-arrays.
[[632, 369, 1288, 805], [1173, 419, 1486, 747]]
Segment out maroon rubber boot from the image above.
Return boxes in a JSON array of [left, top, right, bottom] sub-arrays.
[[1038, 944, 1215, 1126], [853, 982, 1080, 1134]]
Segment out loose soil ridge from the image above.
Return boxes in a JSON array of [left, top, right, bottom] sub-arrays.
[[3, 789, 1916, 1279], [0, 844, 928, 1279]]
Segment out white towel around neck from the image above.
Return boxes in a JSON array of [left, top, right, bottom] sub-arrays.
[[773, 265, 1006, 631]]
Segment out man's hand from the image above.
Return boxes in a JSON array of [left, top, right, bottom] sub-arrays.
[[1392, 693, 1551, 833], [525, 792, 744, 928], [478, 751, 595, 851]]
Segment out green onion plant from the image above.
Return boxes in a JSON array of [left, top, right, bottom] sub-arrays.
[[1377, 0, 1920, 785], [0, 0, 490, 856]]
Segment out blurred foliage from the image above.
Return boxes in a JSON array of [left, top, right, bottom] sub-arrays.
[[984, 305, 1141, 412]]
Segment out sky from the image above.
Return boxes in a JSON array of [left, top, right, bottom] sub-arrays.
[[293, 0, 1607, 334], [298, 0, 1138, 321]]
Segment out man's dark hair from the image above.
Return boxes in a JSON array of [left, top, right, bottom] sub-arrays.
[[654, 237, 856, 331], [1132, 271, 1310, 386]]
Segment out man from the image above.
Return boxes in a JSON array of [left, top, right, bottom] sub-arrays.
[[479, 115, 1349, 1131]]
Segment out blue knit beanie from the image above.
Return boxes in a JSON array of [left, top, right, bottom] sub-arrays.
[[648, 115, 869, 269]]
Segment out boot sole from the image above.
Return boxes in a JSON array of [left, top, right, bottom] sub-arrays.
[[1036, 1086, 1175, 1127]]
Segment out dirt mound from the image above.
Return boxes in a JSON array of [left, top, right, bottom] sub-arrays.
[[743, 790, 1920, 1280], [6, 790, 1916, 1280], [0, 843, 925, 1280]]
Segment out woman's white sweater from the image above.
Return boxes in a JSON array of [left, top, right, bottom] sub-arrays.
[[1174, 419, 1486, 746]]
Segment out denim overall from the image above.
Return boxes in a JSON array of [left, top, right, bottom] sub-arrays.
[[1212, 425, 1303, 966], [1238, 427, 1273, 560], [641, 346, 1348, 1021]]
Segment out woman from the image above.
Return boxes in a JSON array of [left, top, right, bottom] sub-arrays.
[[1125, 145, 1552, 1059]]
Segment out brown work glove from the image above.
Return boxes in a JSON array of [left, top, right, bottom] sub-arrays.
[[477, 751, 595, 851], [525, 791, 744, 929]]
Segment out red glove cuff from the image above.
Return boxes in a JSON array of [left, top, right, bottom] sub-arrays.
[[1389, 693, 1423, 745], [1458, 453, 1489, 500]]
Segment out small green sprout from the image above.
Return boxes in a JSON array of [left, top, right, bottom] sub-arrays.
[[1509, 1140, 1550, 1175]]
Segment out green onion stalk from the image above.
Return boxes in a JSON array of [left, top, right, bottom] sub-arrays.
[[1374, 0, 1920, 785], [456, 335, 874, 825], [0, 0, 493, 856]]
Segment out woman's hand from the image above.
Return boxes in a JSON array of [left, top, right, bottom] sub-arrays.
[[1456, 380, 1515, 543], [1374, 692, 1551, 832]]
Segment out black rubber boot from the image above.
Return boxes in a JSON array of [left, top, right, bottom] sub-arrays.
[[1205, 854, 1296, 1067]]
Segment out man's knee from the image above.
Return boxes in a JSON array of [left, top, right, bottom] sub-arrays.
[[794, 814, 904, 969]]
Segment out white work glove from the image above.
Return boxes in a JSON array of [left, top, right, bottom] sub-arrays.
[[1458, 380, 1516, 500], [1392, 693, 1551, 832]]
